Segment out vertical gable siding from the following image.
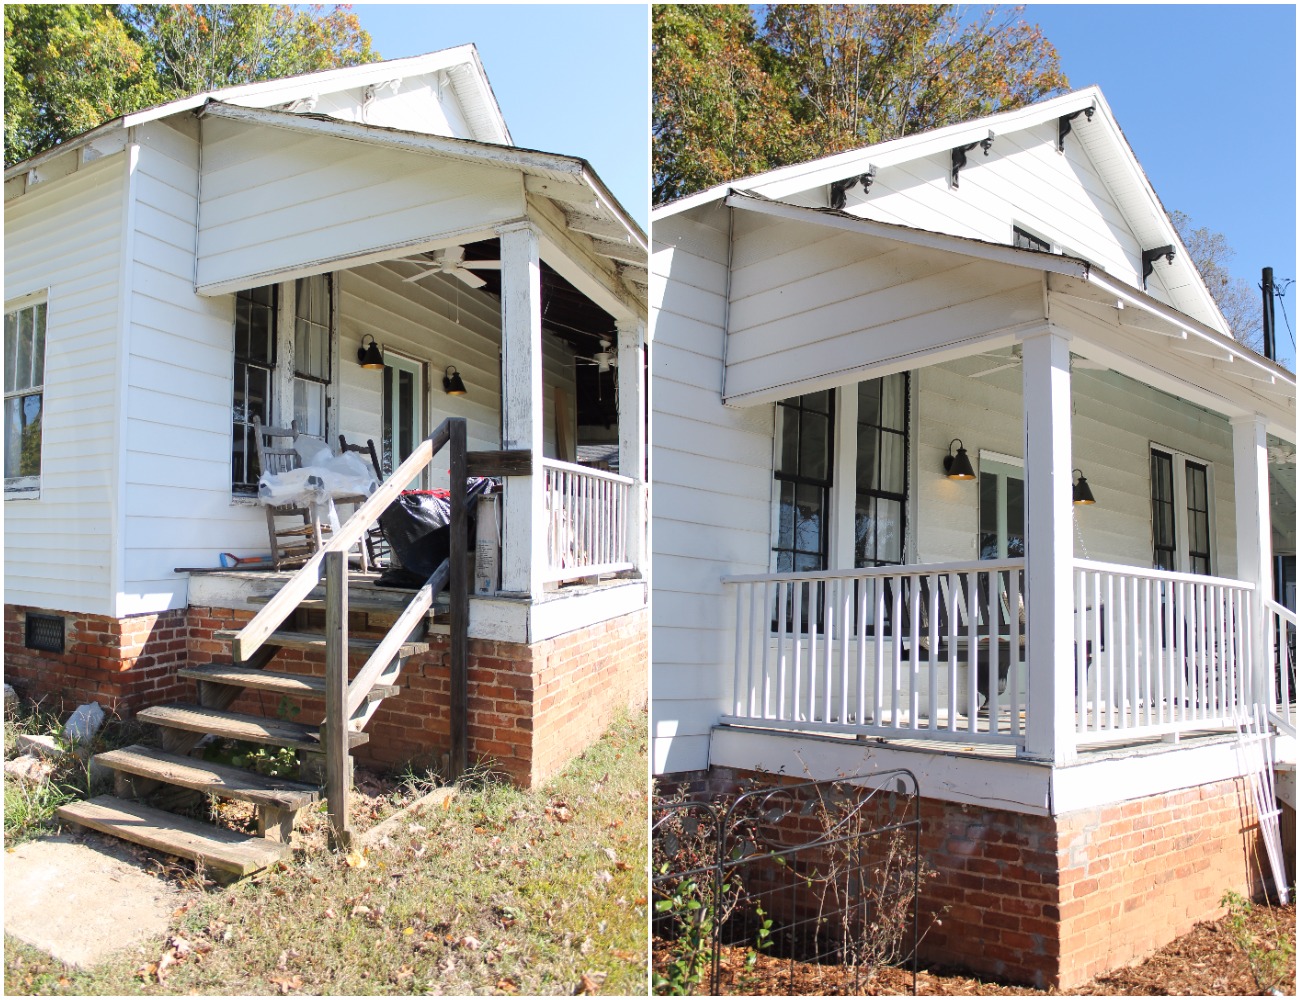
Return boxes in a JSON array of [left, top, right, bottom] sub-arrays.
[[651, 207, 776, 774], [3, 158, 125, 614], [841, 121, 1150, 293], [122, 120, 259, 614]]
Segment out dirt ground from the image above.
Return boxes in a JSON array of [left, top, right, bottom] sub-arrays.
[[672, 902, 1297, 996]]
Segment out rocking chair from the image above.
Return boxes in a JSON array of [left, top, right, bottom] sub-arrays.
[[338, 434, 391, 570]]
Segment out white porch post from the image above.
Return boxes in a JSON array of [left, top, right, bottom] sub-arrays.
[[1021, 328, 1076, 764], [617, 317, 647, 575], [498, 222, 546, 599], [1231, 414, 1273, 708]]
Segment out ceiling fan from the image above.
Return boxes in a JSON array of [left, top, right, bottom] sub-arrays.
[[402, 246, 501, 289], [968, 345, 1106, 379], [576, 339, 618, 374]]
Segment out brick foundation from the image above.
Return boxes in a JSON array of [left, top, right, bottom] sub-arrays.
[[4, 604, 189, 713], [662, 766, 1268, 990], [4, 600, 645, 790]]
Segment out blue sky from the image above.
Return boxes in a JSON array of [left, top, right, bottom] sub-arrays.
[[1024, 3, 1296, 368], [354, 4, 650, 231]]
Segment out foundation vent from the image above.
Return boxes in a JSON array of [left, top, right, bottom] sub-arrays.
[[25, 613, 65, 654]]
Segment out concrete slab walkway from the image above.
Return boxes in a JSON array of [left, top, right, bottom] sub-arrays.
[[4, 832, 180, 968]]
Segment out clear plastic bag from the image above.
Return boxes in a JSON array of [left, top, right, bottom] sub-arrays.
[[257, 441, 379, 532]]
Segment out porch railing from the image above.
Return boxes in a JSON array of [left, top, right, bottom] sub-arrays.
[[1265, 598, 1297, 736], [541, 458, 634, 583], [721, 559, 1026, 749], [1071, 560, 1256, 745]]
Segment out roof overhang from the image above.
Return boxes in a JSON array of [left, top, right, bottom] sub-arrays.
[[721, 191, 1294, 437]]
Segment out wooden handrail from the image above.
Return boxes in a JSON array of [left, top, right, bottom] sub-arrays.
[[345, 560, 449, 717], [1264, 598, 1297, 627], [232, 419, 454, 662]]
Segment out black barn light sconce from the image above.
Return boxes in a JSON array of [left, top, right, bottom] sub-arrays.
[[443, 365, 468, 396], [1073, 468, 1097, 505], [356, 334, 384, 369], [943, 439, 976, 480]]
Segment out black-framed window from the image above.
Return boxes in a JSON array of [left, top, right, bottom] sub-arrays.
[[1185, 460, 1211, 575], [774, 391, 833, 573], [854, 373, 909, 567], [293, 274, 332, 438], [1150, 449, 1177, 571], [4, 299, 46, 497], [232, 284, 277, 494], [1013, 226, 1051, 252]]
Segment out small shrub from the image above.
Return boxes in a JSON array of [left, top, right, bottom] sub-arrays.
[[1220, 890, 1296, 994]]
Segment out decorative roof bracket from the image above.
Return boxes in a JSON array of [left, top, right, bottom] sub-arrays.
[[829, 165, 877, 210], [1141, 245, 1176, 288], [1057, 103, 1097, 152], [950, 131, 994, 188]]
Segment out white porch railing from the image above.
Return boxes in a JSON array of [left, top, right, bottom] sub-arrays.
[[1072, 560, 1256, 745], [541, 458, 634, 583], [1265, 598, 1297, 736], [721, 559, 1027, 749]]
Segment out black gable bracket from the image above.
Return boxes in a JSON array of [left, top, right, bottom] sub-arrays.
[[1141, 245, 1176, 288], [829, 165, 877, 210], [1057, 103, 1097, 152], [950, 131, 994, 188]]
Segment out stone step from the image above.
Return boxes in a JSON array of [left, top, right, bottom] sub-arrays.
[[213, 629, 430, 659], [94, 744, 320, 811], [57, 796, 290, 877], [138, 704, 368, 752], [178, 663, 400, 705]]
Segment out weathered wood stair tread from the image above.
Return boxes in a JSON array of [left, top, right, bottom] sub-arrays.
[[247, 590, 427, 614], [95, 744, 320, 810], [179, 663, 400, 704], [213, 628, 430, 658], [138, 704, 368, 751], [57, 796, 290, 876]]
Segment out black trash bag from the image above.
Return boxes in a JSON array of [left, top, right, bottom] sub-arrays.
[[376, 479, 493, 588]]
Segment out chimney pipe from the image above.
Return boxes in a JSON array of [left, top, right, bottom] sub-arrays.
[[1262, 266, 1276, 361]]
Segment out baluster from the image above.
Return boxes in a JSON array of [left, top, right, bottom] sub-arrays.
[[1075, 568, 1087, 734], [1089, 571, 1102, 734], [909, 574, 921, 731], [792, 582, 804, 721], [986, 570, 1000, 735], [966, 570, 978, 732], [760, 581, 772, 719], [873, 576, 886, 728], [839, 577, 852, 726], [732, 584, 745, 717], [890, 574, 903, 728], [1010, 568, 1022, 738], [856, 576, 869, 728], [946, 572, 959, 734], [777, 581, 789, 721], [928, 572, 940, 732], [822, 578, 836, 723], [807, 581, 820, 723]]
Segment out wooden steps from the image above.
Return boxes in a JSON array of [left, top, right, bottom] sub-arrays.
[[178, 663, 399, 704], [95, 745, 319, 811], [57, 796, 291, 877], [138, 704, 368, 751], [213, 628, 430, 659]]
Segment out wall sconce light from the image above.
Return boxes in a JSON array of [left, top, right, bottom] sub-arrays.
[[943, 439, 976, 480], [443, 365, 468, 396], [357, 334, 383, 369], [1073, 468, 1096, 505]]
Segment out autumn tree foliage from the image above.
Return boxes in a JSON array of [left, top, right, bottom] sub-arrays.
[[653, 3, 1069, 203], [4, 4, 379, 166]]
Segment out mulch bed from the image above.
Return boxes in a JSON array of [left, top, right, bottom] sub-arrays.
[[666, 902, 1296, 996]]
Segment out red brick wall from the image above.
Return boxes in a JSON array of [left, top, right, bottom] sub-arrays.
[[665, 766, 1267, 990], [3, 604, 189, 713], [185, 604, 647, 788]]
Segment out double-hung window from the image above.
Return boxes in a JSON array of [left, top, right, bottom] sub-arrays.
[[231, 285, 277, 495], [1149, 444, 1213, 575], [293, 275, 332, 437], [4, 299, 47, 498], [853, 373, 909, 568], [773, 391, 833, 573]]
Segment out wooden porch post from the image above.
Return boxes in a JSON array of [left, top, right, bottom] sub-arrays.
[[1231, 414, 1273, 708], [498, 221, 546, 599], [1021, 328, 1077, 764], [616, 317, 647, 575]]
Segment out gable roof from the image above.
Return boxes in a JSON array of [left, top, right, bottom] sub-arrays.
[[4, 44, 510, 181], [653, 87, 1228, 337]]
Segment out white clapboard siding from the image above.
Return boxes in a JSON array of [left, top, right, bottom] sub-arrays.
[[914, 358, 1238, 574], [837, 119, 1170, 306], [196, 117, 522, 291], [3, 156, 126, 615], [338, 260, 575, 488], [651, 212, 775, 774], [122, 120, 259, 614]]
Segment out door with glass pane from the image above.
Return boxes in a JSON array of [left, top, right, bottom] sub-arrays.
[[978, 455, 1024, 560], [383, 353, 424, 488]]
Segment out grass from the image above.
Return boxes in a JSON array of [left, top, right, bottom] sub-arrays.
[[4, 709, 649, 996], [3, 702, 147, 845]]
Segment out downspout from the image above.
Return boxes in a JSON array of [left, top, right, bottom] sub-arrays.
[[110, 136, 141, 618], [719, 192, 736, 401]]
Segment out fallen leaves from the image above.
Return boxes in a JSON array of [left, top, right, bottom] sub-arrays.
[[577, 970, 608, 994]]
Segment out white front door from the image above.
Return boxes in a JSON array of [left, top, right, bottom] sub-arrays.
[[383, 353, 424, 488]]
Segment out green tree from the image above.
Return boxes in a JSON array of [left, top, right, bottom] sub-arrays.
[[119, 4, 378, 95], [4, 4, 379, 167], [652, 3, 1069, 203], [1170, 209, 1264, 351], [4, 4, 163, 165]]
